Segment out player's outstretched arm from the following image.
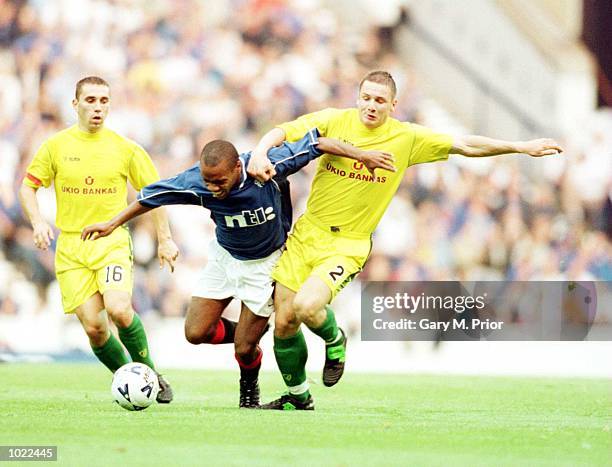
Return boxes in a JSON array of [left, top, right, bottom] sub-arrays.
[[150, 207, 179, 272], [81, 200, 152, 241], [247, 127, 287, 182], [317, 137, 396, 175], [18, 184, 55, 250], [450, 135, 563, 158]]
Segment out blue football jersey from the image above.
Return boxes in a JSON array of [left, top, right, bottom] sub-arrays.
[[137, 129, 323, 260]]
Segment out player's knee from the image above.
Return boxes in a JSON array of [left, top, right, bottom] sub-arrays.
[[292, 296, 323, 324], [234, 340, 257, 360], [106, 300, 133, 327], [274, 311, 300, 336], [83, 323, 107, 344], [184, 324, 203, 344], [184, 323, 215, 345]]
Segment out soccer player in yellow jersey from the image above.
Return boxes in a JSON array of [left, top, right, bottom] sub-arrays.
[[18, 76, 179, 403], [248, 70, 563, 410]]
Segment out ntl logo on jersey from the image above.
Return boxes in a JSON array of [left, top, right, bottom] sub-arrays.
[[224, 207, 276, 228]]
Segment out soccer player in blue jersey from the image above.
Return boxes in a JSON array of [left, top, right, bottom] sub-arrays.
[[82, 129, 394, 407]]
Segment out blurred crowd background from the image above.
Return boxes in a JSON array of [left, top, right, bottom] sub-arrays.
[[0, 0, 610, 348]]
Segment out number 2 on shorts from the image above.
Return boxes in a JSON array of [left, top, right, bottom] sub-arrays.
[[329, 265, 344, 282]]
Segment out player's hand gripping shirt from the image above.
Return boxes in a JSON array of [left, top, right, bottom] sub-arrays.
[[23, 126, 159, 233], [278, 108, 453, 236], [137, 130, 323, 260]]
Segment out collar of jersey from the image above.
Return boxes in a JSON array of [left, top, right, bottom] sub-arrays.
[[237, 155, 248, 190], [71, 125, 106, 141], [352, 109, 392, 137]]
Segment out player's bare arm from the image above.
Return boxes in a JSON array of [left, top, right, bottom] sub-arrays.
[[150, 207, 179, 272], [450, 135, 563, 158], [247, 127, 287, 182], [317, 137, 396, 175], [18, 184, 55, 250], [82, 202, 181, 274], [81, 200, 152, 241]]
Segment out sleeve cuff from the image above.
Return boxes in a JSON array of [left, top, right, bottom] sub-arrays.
[[307, 128, 323, 155], [23, 173, 43, 188]]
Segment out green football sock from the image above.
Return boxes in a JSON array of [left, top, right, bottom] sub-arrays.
[[274, 330, 310, 401], [92, 333, 129, 373], [117, 313, 156, 370], [308, 305, 339, 344]]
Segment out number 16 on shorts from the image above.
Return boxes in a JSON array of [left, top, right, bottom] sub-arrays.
[[105, 265, 124, 284]]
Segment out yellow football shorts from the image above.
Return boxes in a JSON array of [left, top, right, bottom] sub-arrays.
[[55, 227, 134, 313], [272, 214, 372, 300]]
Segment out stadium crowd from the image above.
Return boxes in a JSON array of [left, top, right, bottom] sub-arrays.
[[0, 0, 610, 335]]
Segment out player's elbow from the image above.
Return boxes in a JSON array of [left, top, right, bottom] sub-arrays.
[[259, 127, 287, 150], [450, 139, 475, 157], [452, 135, 495, 157], [271, 126, 287, 143]]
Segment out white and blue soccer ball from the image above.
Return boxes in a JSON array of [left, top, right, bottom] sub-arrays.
[[111, 362, 159, 411]]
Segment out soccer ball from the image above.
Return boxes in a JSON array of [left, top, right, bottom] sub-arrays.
[[111, 362, 160, 411]]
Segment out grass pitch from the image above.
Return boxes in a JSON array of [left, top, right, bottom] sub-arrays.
[[0, 364, 609, 466]]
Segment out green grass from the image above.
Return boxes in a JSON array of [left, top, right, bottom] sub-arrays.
[[0, 364, 610, 466]]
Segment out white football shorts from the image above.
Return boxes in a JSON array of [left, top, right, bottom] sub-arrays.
[[192, 239, 282, 317]]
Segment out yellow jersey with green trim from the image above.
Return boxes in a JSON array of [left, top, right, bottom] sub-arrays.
[[278, 108, 452, 235], [23, 125, 160, 233]]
